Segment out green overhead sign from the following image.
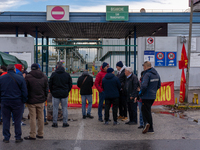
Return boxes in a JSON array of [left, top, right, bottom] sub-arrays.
[[106, 6, 129, 21]]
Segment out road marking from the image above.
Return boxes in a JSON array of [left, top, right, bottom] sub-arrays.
[[74, 120, 84, 150]]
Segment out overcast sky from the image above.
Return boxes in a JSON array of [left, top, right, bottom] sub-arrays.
[[0, 0, 190, 12]]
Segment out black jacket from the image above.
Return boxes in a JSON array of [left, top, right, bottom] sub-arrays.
[[102, 73, 121, 99], [139, 68, 161, 100], [124, 73, 139, 102], [116, 66, 126, 94], [77, 72, 93, 95], [49, 67, 72, 98], [25, 70, 48, 104], [0, 70, 28, 103]]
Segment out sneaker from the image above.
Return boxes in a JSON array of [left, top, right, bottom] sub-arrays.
[[113, 121, 120, 125], [83, 115, 86, 119], [3, 139, 9, 143], [104, 121, 109, 125], [138, 125, 144, 129], [125, 121, 130, 125], [98, 118, 103, 122], [24, 136, 36, 140], [36, 135, 43, 139], [118, 116, 124, 119], [15, 138, 23, 143], [44, 122, 48, 125], [86, 114, 94, 119], [142, 123, 150, 134], [148, 129, 154, 134], [21, 122, 26, 126], [63, 123, 69, 127], [121, 117, 128, 121], [52, 123, 58, 128]]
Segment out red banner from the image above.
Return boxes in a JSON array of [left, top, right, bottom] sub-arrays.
[[179, 69, 186, 103], [68, 81, 175, 107]]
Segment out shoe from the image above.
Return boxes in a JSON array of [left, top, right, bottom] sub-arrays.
[[148, 129, 154, 134], [104, 121, 109, 125], [138, 125, 144, 129], [86, 114, 94, 119], [36, 135, 43, 139], [129, 122, 137, 125], [3, 139, 9, 143], [21, 117, 26, 121], [125, 121, 130, 124], [21, 122, 26, 126], [98, 118, 103, 122], [44, 122, 48, 125], [63, 123, 69, 127], [121, 117, 128, 121], [15, 138, 23, 143], [142, 123, 150, 134], [113, 121, 120, 125], [118, 116, 124, 119], [52, 123, 58, 128], [83, 115, 86, 119], [24, 136, 36, 140], [108, 119, 111, 122]]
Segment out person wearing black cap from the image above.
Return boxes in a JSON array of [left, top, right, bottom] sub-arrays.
[[102, 68, 121, 125], [0, 64, 27, 143], [116, 61, 127, 121], [94, 62, 109, 122], [24, 63, 48, 140]]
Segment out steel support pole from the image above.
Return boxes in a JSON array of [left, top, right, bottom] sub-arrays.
[[134, 26, 137, 76], [46, 37, 49, 76], [125, 38, 128, 66], [185, 0, 194, 103], [24, 33, 27, 37], [16, 27, 18, 37], [41, 36, 44, 72], [35, 27, 38, 63], [129, 36, 131, 66]]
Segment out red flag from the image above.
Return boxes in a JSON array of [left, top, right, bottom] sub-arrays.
[[179, 69, 186, 103], [179, 43, 188, 69]]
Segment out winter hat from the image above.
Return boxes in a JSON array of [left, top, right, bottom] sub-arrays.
[[31, 63, 39, 70], [7, 64, 15, 71], [116, 61, 123, 68], [14, 64, 22, 71], [102, 62, 109, 69], [107, 68, 114, 73]]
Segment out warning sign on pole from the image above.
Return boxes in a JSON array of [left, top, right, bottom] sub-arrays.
[[146, 37, 155, 50], [47, 5, 69, 21]]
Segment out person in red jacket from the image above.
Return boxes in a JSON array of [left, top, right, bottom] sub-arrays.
[[94, 62, 109, 122]]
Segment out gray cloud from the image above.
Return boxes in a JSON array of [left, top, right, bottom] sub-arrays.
[[0, 0, 28, 11]]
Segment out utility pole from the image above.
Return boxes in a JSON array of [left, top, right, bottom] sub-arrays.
[[185, 0, 194, 103]]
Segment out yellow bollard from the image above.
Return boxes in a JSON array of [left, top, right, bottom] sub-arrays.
[[175, 98, 177, 104], [197, 99, 199, 105], [193, 93, 198, 104]]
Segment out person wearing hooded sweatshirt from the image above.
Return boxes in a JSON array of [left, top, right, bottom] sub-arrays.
[[77, 70, 94, 119], [94, 62, 109, 122], [139, 61, 161, 134], [14, 64, 23, 77], [102, 68, 121, 125], [24, 63, 48, 140], [116, 61, 127, 121], [49, 62, 72, 128]]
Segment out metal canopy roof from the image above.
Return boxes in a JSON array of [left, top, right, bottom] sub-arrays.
[[0, 12, 200, 38]]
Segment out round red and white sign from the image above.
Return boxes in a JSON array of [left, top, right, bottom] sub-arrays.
[[168, 52, 175, 60], [147, 37, 154, 44], [156, 52, 164, 60], [51, 6, 65, 20]]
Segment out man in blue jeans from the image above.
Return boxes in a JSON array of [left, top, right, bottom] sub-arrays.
[[49, 62, 72, 128], [77, 71, 94, 119]]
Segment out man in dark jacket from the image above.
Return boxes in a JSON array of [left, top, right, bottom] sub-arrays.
[[102, 68, 121, 125], [139, 61, 161, 134], [49, 62, 72, 128], [0, 64, 27, 143], [77, 71, 94, 119], [24, 63, 48, 140], [124, 67, 139, 125], [116, 61, 127, 121]]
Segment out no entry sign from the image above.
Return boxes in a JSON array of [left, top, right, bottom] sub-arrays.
[[146, 37, 155, 50], [47, 5, 69, 21], [147, 37, 154, 44]]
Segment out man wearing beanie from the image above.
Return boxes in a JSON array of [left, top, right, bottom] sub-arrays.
[[102, 68, 121, 125], [0, 64, 27, 143], [24, 63, 48, 140], [94, 62, 109, 122], [116, 61, 127, 121]]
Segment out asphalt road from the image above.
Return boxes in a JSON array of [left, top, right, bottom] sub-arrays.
[[1, 107, 200, 150]]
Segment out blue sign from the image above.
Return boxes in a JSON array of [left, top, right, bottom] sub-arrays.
[[155, 52, 165, 66], [166, 52, 176, 66]]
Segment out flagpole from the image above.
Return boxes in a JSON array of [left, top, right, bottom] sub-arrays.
[[185, 0, 194, 103]]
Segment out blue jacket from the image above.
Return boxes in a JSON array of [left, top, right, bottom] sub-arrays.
[[0, 70, 28, 103], [16, 68, 23, 77], [102, 73, 121, 99], [139, 68, 161, 100]]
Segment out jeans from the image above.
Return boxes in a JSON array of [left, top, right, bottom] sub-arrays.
[[127, 101, 137, 123], [1, 100, 24, 140], [138, 102, 144, 126], [98, 92, 105, 120], [142, 99, 155, 131], [52, 97, 68, 124], [44, 105, 47, 122], [105, 98, 119, 122], [81, 95, 93, 116]]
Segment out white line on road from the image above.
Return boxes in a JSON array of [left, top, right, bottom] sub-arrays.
[[74, 120, 84, 150]]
